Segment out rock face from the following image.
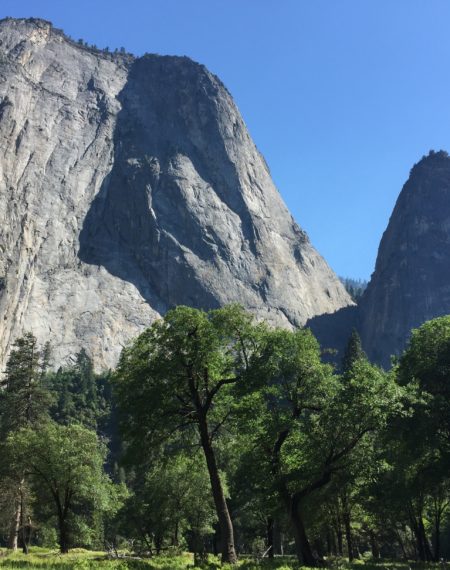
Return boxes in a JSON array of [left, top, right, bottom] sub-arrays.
[[0, 18, 352, 369], [359, 150, 450, 367]]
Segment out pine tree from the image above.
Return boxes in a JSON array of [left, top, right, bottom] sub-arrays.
[[50, 350, 108, 431], [0, 333, 51, 436], [0, 333, 52, 552], [341, 329, 366, 376]]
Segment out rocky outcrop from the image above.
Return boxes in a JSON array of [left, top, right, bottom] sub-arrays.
[[359, 150, 450, 367], [0, 18, 352, 369]]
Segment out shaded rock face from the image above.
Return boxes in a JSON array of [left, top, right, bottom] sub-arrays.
[[0, 18, 352, 369], [359, 151, 450, 367], [306, 305, 358, 367]]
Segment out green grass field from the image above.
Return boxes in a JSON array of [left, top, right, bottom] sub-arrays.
[[0, 550, 448, 570]]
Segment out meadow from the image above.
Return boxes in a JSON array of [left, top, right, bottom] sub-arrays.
[[0, 550, 449, 570]]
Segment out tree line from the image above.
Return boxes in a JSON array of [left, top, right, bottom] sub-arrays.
[[0, 305, 449, 566], [339, 277, 368, 302]]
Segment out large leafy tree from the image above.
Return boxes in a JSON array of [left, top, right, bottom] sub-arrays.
[[387, 316, 450, 561], [6, 422, 115, 553], [240, 328, 403, 566], [114, 304, 260, 564], [397, 316, 450, 450]]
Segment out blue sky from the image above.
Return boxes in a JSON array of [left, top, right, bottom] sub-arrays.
[[1, 1, 450, 279]]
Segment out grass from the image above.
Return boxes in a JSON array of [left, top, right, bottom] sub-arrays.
[[0, 550, 448, 570]]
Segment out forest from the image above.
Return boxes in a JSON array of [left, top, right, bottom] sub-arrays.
[[0, 304, 449, 569]]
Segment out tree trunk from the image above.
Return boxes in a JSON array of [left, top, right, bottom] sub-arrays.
[[276, 477, 316, 565], [343, 511, 353, 561], [434, 521, 440, 561], [336, 525, 343, 556], [25, 516, 32, 553], [292, 508, 316, 565], [326, 527, 336, 556], [267, 517, 274, 558], [409, 510, 425, 561], [20, 488, 28, 555], [369, 530, 380, 559], [58, 517, 69, 554], [193, 531, 207, 567], [418, 517, 433, 561], [414, 526, 425, 561], [409, 502, 433, 563], [394, 528, 408, 560], [8, 479, 25, 552], [412, 519, 430, 561], [275, 526, 283, 556], [409, 523, 418, 561], [433, 505, 441, 561], [8, 498, 20, 551], [198, 414, 237, 564], [288, 496, 316, 566], [340, 492, 354, 561], [55, 491, 70, 554], [212, 525, 219, 556]]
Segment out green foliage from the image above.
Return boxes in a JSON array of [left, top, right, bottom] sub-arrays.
[[114, 304, 262, 563], [0, 334, 53, 552], [377, 316, 450, 561], [5, 422, 118, 553], [48, 350, 112, 433], [0, 333, 51, 436], [397, 315, 450, 445], [242, 328, 401, 495], [2, 310, 450, 563], [341, 330, 366, 376], [0, 549, 446, 569], [114, 304, 261, 460], [118, 452, 216, 554], [237, 327, 404, 562]]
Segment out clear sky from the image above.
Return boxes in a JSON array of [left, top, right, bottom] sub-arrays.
[[1, 1, 450, 280]]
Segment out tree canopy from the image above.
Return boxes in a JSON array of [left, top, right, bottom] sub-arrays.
[[1, 312, 449, 564]]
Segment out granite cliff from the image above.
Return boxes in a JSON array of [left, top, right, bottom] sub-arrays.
[[358, 150, 450, 367], [309, 150, 450, 369], [0, 18, 352, 368]]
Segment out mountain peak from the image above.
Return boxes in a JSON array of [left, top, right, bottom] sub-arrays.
[[0, 18, 351, 368], [0, 16, 53, 28], [359, 150, 450, 366], [410, 149, 450, 174]]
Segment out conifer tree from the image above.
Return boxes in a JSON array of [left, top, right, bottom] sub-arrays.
[[341, 329, 366, 376], [50, 349, 109, 431], [0, 333, 51, 552]]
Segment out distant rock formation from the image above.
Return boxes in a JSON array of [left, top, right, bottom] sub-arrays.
[[0, 18, 352, 369], [358, 150, 450, 367]]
